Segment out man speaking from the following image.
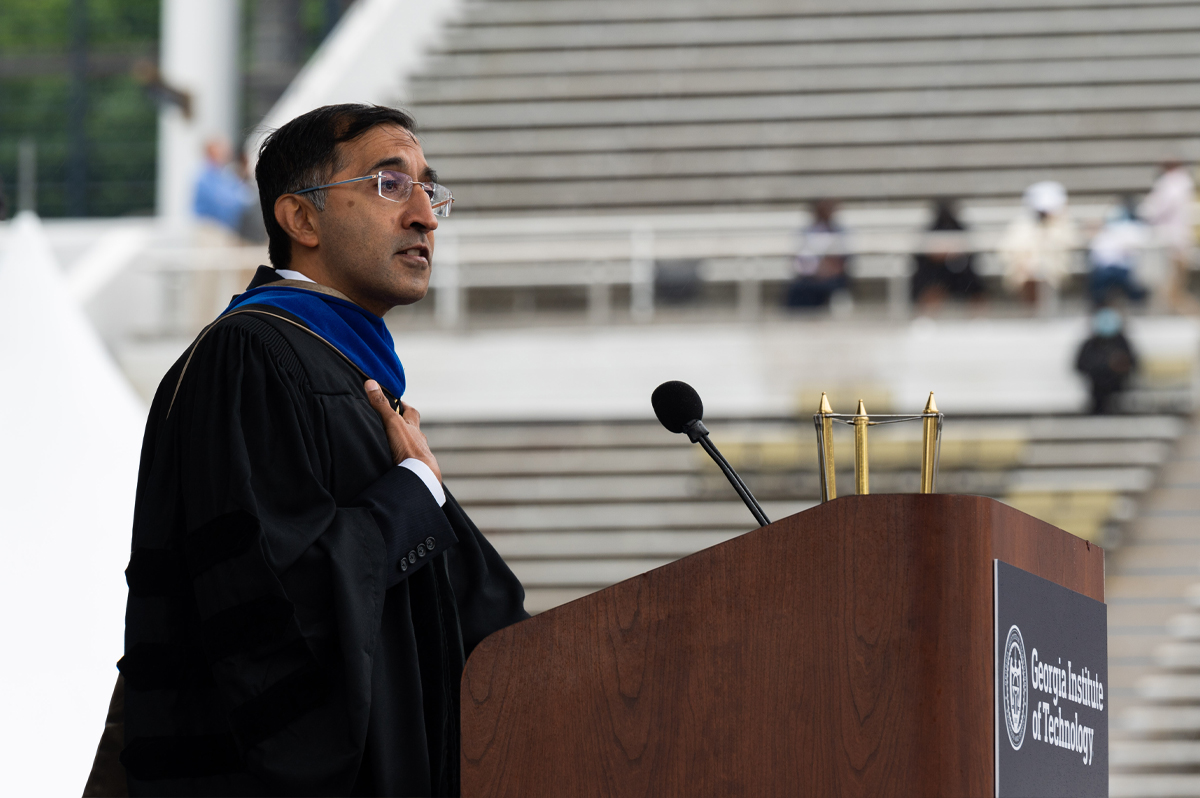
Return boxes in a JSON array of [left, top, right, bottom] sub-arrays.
[[113, 104, 529, 797]]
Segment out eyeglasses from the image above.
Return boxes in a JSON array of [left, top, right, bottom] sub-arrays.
[[295, 170, 454, 217]]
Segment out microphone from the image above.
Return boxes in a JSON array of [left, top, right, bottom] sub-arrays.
[[651, 381, 771, 528]]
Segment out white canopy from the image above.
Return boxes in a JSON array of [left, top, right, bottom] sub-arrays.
[[0, 212, 146, 795]]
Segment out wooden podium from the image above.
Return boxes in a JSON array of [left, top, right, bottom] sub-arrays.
[[460, 495, 1104, 797]]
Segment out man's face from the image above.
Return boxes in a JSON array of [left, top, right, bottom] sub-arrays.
[[310, 124, 439, 315]]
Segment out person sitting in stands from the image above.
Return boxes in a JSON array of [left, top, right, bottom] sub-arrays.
[[786, 199, 852, 310], [1140, 159, 1198, 314], [1075, 307, 1138, 415], [193, 137, 256, 233], [1087, 196, 1148, 308], [910, 198, 985, 313], [999, 181, 1079, 309]]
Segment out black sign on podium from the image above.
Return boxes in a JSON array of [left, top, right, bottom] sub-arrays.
[[995, 560, 1108, 798]]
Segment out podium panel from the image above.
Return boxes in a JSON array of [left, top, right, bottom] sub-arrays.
[[461, 495, 1104, 797]]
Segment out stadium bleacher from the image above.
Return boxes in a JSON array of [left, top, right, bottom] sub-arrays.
[[1103, 421, 1200, 796], [430, 412, 1184, 614], [403, 0, 1200, 215]]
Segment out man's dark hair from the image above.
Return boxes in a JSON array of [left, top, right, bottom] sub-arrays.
[[255, 104, 417, 269]]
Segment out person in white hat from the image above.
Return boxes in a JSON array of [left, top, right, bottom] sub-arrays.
[[999, 181, 1080, 309]]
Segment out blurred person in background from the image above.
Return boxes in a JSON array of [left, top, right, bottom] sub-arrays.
[[1140, 159, 1197, 313], [193, 137, 256, 234], [190, 139, 262, 325], [234, 148, 268, 243], [910, 198, 985, 314], [1075, 306, 1138, 414], [786, 198, 852, 311], [999, 180, 1079, 309], [1087, 195, 1148, 308]]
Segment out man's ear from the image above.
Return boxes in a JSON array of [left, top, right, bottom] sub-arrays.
[[274, 195, 320, 251]]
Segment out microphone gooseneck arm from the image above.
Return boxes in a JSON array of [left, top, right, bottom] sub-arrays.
[[685, 420, 771, 528]]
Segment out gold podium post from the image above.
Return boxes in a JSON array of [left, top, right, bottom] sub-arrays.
[[854, 400, 869, 495], [818, 393, 836, 501], [920, 392, 938, 494]]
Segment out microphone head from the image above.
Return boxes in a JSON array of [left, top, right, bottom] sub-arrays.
[[652, 380, 704, 434]]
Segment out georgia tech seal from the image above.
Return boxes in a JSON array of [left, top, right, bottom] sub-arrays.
[[1003, 624, 1029, 750]]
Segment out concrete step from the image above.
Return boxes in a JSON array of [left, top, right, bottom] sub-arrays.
[[1112, 739, 1200, 769], [1108, 575, 1200, 601], [439, 446, 694, 476], [411, 57, 1200, 104], [1022, 441, 1173, 468], [467, 499, 811, 531], [1169, 615, 1200, 640], [1111, 773, 1200, 797], [1006, 467, 1155, 492], [442, 7, 1200, 52], [448, 473, 703, 503], [1109, 601, 1192, 630], [1140, 674, 1200, 702], [1157, 641, 1200, 669], [424, 31, 1200, 78], [509, 557, 676, 589], [429, 417, 1178, 459], [464, 0, 1200, 26], [1124, 518, 1200, 544], [1111, 548, 1200, 574], [523, 587, 597, 615], [1118, 705, 1200, 734], [422, 109, 1200, 158], [426, 421, 664, 450], [415, 84, 1200, 132], [1143, 488, 1200, 513], [449, 469, 1149, 505], [429, 138, 1198, 184], [435, 165, 1163, 213], [488, 529, 744, 558]]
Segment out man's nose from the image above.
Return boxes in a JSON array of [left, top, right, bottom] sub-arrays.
[[403, 189, 439, 232]]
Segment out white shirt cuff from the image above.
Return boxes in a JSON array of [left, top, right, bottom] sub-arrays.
[[399, 458, 445, 507]]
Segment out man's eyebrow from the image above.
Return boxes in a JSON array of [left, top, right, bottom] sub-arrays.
[[367, 157, 407, 173], [368, 157, 438, 183]]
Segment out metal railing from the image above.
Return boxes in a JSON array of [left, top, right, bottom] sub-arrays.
[[22, 204, 1179, 332]]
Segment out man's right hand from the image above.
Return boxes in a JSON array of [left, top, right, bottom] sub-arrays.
[[364, 380, 442, 482]]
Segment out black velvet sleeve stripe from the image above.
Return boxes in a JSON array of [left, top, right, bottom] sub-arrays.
[[184, 509, 260, 578], [237, 308, 307, 382], [200, 595, 295, 661], [125, 548, 188, 597], [120, 733, 243, 780], [228, 658, 331, 748], [118, 642, 215, 691], [352, 465, 458, 588]]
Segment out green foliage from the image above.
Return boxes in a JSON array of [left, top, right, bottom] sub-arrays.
[[0, 0, 344, 217], [0, 0, 159, 217], [298, 0, 350, 57], [0, 0, 157, 51], [0, 0, 72, 52], [86, 75, 158, 217]]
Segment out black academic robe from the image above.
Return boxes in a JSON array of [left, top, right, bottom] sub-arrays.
[[119, 275, 529, 797]]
